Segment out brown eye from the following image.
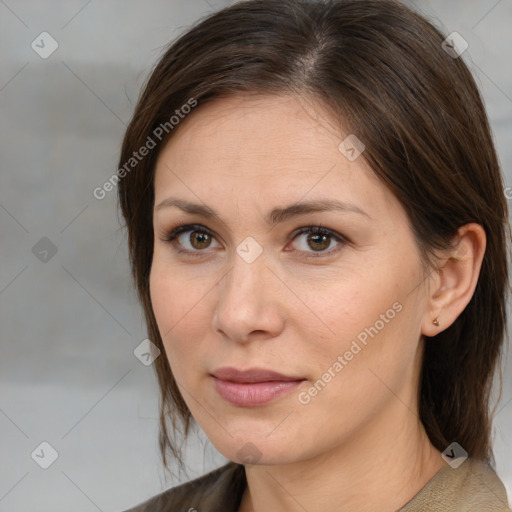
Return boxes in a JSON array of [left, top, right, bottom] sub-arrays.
[[163, 224, 346, 259], [163, 224, 221, 257], [289, 226, 347, 257], [189, 231, 212, 250], [306, 232, 331, 251]]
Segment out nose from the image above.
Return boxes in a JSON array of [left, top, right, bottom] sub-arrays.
[[212, 249, 285, 344]]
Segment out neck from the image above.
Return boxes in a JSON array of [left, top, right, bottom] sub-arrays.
[[238, 402, 445, 512]]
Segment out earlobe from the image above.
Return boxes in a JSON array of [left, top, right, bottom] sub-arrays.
[[421, 223, 486, 338]]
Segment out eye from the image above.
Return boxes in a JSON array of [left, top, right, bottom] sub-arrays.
[[162, 224, 220, 257], [161, 223, 347, 258], [287, 225, 347, 257]]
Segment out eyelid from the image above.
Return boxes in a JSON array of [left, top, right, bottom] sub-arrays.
[[161, 223, 348, 257]]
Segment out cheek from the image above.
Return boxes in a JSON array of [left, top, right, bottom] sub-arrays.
[[295, 303, 419, 447], [306, 267, 402, 353], [306, 260, 422, 401], [149, 260, 209, 375]]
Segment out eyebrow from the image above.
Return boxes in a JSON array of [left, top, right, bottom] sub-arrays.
[[155, 197, 371, 226]]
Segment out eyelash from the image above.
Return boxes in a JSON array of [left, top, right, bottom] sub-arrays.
[[161, 223, 348, 259]]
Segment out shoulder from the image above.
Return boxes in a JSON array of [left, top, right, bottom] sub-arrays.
[[121, 462, 246, 512], [399, 458, 511, 511]]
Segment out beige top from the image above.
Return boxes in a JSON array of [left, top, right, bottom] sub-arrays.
[[123, 458, 511, 512]]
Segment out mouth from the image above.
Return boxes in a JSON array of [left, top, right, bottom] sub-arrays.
[[210, 367, 307, 407]]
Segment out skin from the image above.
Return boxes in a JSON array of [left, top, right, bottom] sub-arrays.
[[150, 94, 486, 512]]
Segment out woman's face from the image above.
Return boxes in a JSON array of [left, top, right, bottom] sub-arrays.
[[150, 94, 432, 465]]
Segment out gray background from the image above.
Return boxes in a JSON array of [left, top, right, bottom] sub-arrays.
[[0, 1, 511, 511]]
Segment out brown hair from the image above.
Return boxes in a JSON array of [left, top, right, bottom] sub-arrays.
[[117, 0, 510, 471]]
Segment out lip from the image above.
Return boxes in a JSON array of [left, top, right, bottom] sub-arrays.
[[211, 367, 306, 407], [211, 367, 304, 383]]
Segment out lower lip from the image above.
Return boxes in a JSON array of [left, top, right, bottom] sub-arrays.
[[213, 377, 305, 407]]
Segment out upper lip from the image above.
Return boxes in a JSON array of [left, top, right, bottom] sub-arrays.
[[211, 367, 305, 383]]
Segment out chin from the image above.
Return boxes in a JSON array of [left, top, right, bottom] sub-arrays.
[[206, 431, 306, 466]]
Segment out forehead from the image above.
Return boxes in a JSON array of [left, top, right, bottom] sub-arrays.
[[153, 94, 396, 219]]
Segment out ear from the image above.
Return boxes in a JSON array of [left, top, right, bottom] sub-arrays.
[[421, 223, 486, 337]]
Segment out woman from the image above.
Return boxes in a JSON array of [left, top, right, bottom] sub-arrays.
[[117, 0, 511, 510]]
